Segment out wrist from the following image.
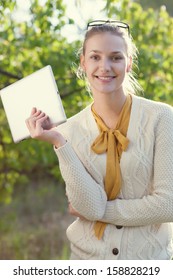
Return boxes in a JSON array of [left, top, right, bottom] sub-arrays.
[[54, 137, 66, 149]]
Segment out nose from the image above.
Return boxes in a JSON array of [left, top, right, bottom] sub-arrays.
[[99, 58, 111, 73]]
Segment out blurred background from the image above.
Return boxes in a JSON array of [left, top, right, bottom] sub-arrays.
[[0, 0, 173, 260]]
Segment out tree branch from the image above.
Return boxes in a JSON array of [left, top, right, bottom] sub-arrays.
[[0, 69, 21, 80], [61, 86, 86, 98]]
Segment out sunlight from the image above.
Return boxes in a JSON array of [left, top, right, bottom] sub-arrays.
[[15, 0, 106, 42]]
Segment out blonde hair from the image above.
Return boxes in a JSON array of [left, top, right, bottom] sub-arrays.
[[77, 24, 143, 95]]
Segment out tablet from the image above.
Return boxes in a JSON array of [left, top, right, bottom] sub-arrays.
[[0, 65, 67, 143]]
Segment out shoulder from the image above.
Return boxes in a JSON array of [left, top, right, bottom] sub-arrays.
[[132, 94, 173, 120], [131, 95, 173, 140]]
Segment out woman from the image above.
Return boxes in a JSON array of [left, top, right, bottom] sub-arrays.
[[26, 20, 173, 260]]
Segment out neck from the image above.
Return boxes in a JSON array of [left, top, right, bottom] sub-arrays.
[[92, 91, 127, 128]]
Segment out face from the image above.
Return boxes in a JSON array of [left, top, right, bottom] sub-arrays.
[[80, 32, 132, 97]]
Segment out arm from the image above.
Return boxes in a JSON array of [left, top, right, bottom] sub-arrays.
[[99, 106, 173, 227], [26, 108, 107, 221], [55, 142, 107, 221]]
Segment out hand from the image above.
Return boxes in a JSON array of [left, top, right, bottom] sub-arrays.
[[25, 107, 66, 147], [68, 202, 86, 220]]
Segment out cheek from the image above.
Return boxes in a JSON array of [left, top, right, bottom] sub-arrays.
[[85, 62, 96, 75], [115, 63, 126, 74]]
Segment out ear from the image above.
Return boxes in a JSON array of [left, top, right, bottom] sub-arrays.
[[126, 56, 132, 73], [80, 54, 86, 71]]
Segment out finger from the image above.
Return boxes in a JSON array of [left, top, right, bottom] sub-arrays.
[[30, 111, 45, 123], [32, 109, 42, 118], [30, 108, 45, 119], [27, 115, 48, 138], [30, 107, 37, 116], [35, 115, 48, 126], [26, 112, 45, 130], [34, 111, 46, 120], [26, 108, 39, 125]]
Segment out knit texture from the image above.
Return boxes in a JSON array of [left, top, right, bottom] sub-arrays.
[[55, 94, 173, 260]]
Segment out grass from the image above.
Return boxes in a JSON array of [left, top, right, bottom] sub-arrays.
[[0, 177, 74, 260]]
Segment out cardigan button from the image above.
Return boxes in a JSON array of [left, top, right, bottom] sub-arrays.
[[116, 225, 123, 229], [112, 248, 119, 255]]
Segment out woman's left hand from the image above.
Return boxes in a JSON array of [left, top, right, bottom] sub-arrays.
[[68, 202, 86, 220]]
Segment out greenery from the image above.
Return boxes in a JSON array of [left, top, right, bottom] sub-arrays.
[[0, 0, 173, 259], [134, 0, 173, 16], [0, 177, 74, 259]]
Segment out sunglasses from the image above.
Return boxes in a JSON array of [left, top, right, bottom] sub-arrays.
[[87, 20, 130, 36]]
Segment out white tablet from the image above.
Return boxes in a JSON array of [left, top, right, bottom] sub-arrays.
[[0, 65, 67, 143]]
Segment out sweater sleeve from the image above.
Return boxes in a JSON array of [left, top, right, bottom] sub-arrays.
[[54, 142, 107, 221], [100, 106, 173, 226]]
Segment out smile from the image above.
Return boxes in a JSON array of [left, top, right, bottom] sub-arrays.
[[95, 76, 116, 81]]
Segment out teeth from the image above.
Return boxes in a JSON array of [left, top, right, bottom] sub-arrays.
[[97, 76, 115, 80]]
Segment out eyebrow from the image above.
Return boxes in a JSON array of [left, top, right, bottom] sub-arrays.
[[89, 50, 123, 54]]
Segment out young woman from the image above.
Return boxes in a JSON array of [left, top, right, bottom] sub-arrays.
[[26, 20, 173, 260]]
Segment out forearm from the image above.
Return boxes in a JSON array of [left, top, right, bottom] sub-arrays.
[[55, 142, 107, 221], [99, 192, 173, 226]]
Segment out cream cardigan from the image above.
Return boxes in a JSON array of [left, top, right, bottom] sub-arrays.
[[54, 94, 173, 260]]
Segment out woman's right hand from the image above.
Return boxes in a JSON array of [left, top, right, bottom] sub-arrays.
[[25, 107, 66, 148]]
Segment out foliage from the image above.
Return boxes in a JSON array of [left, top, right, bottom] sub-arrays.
[[0, 0, 173, 204], [105, 0, 173, 102], [134, 0, 173, 16], [0, 178, 72, 259], [0, 0, 90, 203]]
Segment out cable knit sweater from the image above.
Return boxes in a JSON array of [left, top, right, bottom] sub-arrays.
[[54, 94, 173, 260]]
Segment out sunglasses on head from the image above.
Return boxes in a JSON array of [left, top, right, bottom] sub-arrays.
[[87, 20, 130, 36]]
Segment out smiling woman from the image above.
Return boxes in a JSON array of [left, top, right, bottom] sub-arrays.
[[25, 20, 173, 260]]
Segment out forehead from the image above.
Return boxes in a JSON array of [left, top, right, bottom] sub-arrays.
[[84, 32, 127, 54]]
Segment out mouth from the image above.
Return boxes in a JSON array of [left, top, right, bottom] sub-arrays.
[[95, 75, 116, 81]]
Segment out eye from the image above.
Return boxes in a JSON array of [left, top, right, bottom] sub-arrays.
[[111, 56, 123, 61], [90, 55, 100, 61]]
